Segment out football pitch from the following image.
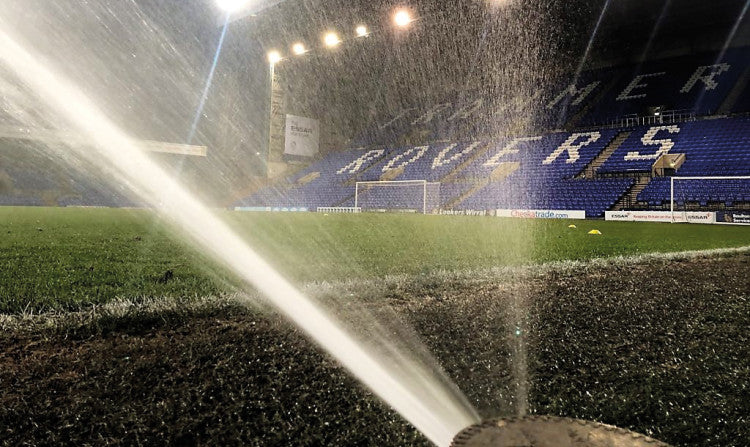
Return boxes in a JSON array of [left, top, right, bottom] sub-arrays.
[[1, 206, 749, 446], [1, 206, 749, 313]]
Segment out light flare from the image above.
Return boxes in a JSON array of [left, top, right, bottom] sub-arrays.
[[324, 31, 341, 47], [216, 0, 251, 13], [394, 10, 413, 27]]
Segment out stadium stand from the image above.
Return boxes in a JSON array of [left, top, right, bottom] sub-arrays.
[[452, 130, 635, 217], [3, 47, 749, 217], [351, 47, 750, 146], [0, 141, 144, 208], [0, 194, 44, 206], [732, 80, 750, 113], [634, 117, 750, 208], [575, 47, 750, 126], [237, 114, 749, 217], [638, 177, 750, 209], [234, 148, 388, 209], [599, 117, 750, 175]]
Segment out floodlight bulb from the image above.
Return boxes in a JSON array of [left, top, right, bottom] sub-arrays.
[[356, 25, 368, 37], [394, 10, 413, 27], [324, 32, 341, 47], [216, 0, 250, 13], [267, 50, 282, 65], [292, 43, 307, 55]]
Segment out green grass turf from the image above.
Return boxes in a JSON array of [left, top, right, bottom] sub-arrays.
[[1, 206, 748, 313]]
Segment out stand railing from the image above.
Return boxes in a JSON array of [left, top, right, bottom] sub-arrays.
[[606, 109, 697, 128]]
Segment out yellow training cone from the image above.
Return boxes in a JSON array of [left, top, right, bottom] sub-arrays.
[[588, 229, 602, 235], [568, 224, 577, 229]]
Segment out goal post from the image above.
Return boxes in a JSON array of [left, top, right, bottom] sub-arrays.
[[354, 180, 440, 214], [670, 176, 750, 224]]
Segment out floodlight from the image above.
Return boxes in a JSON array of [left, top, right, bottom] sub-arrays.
[[216, 0, 251, 13], [267, 50, 282, 65], [356, 25, 369, 37], [324, 32, 341, 47], [292, 43, 307, 55], [394, 10, 413, 27]]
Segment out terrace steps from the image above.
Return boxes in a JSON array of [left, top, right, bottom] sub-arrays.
[[226, 176, 278, 208], [298, 171, 321, 185], [718, 66, 750, 114], [343, 149, 390, 186], [443, 180, 488, 210], [336, 150, 395, 206], [611, 175, 651, 211], [565, 74, 623, 128], [443, 162, 519, 210], [379, 166, 404, 181], [577, 131, 631, 179], [440, 141, 493, 183]]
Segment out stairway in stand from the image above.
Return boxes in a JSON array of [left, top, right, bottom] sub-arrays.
[[611, 175, 651, 211], [576, 131, 631, 179], [718, 66, 750, 114]]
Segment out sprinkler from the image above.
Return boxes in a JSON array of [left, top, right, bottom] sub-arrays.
[[452, 416, 672, 446]]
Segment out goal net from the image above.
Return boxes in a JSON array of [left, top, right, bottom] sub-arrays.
[[355, 180, 440, 214], [670, 176, 750, 224]]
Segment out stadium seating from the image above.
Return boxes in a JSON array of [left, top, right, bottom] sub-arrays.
[[638, 177, 750, 208], [236, 113, 749, 217], [353, 183, 440, 212], [458, 178, 634, 218], [578, 47, 749, 126], [0, 142, 146, 208], [0, 194, 44, 206], [233, 148, 389, 209], [239, 129, 630, 216], [600, 117, 750, 175], [3, 46, 749, 216], [353, 47, 750, 146], [452, 130, 635, 217], [630, 117, 750, 206]]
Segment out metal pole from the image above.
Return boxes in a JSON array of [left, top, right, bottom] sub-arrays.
[[267, 63, 274, 178], [423, 180, 427, 214], [670, 176, 674, 223], [437, 183, 441, 214], [354, 182, 359, 209]]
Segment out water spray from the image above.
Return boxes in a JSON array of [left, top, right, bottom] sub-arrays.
[[0, 25, 478, 447], [451, 416, 671, 447]]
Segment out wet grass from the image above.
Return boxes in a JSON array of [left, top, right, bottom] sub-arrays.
[[1, 206, 748, 313], [1, 253, 748, 446]]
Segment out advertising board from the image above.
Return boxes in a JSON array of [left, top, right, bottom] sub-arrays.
[[605, 210, 716, 223], [497, 209, 586, 220]]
